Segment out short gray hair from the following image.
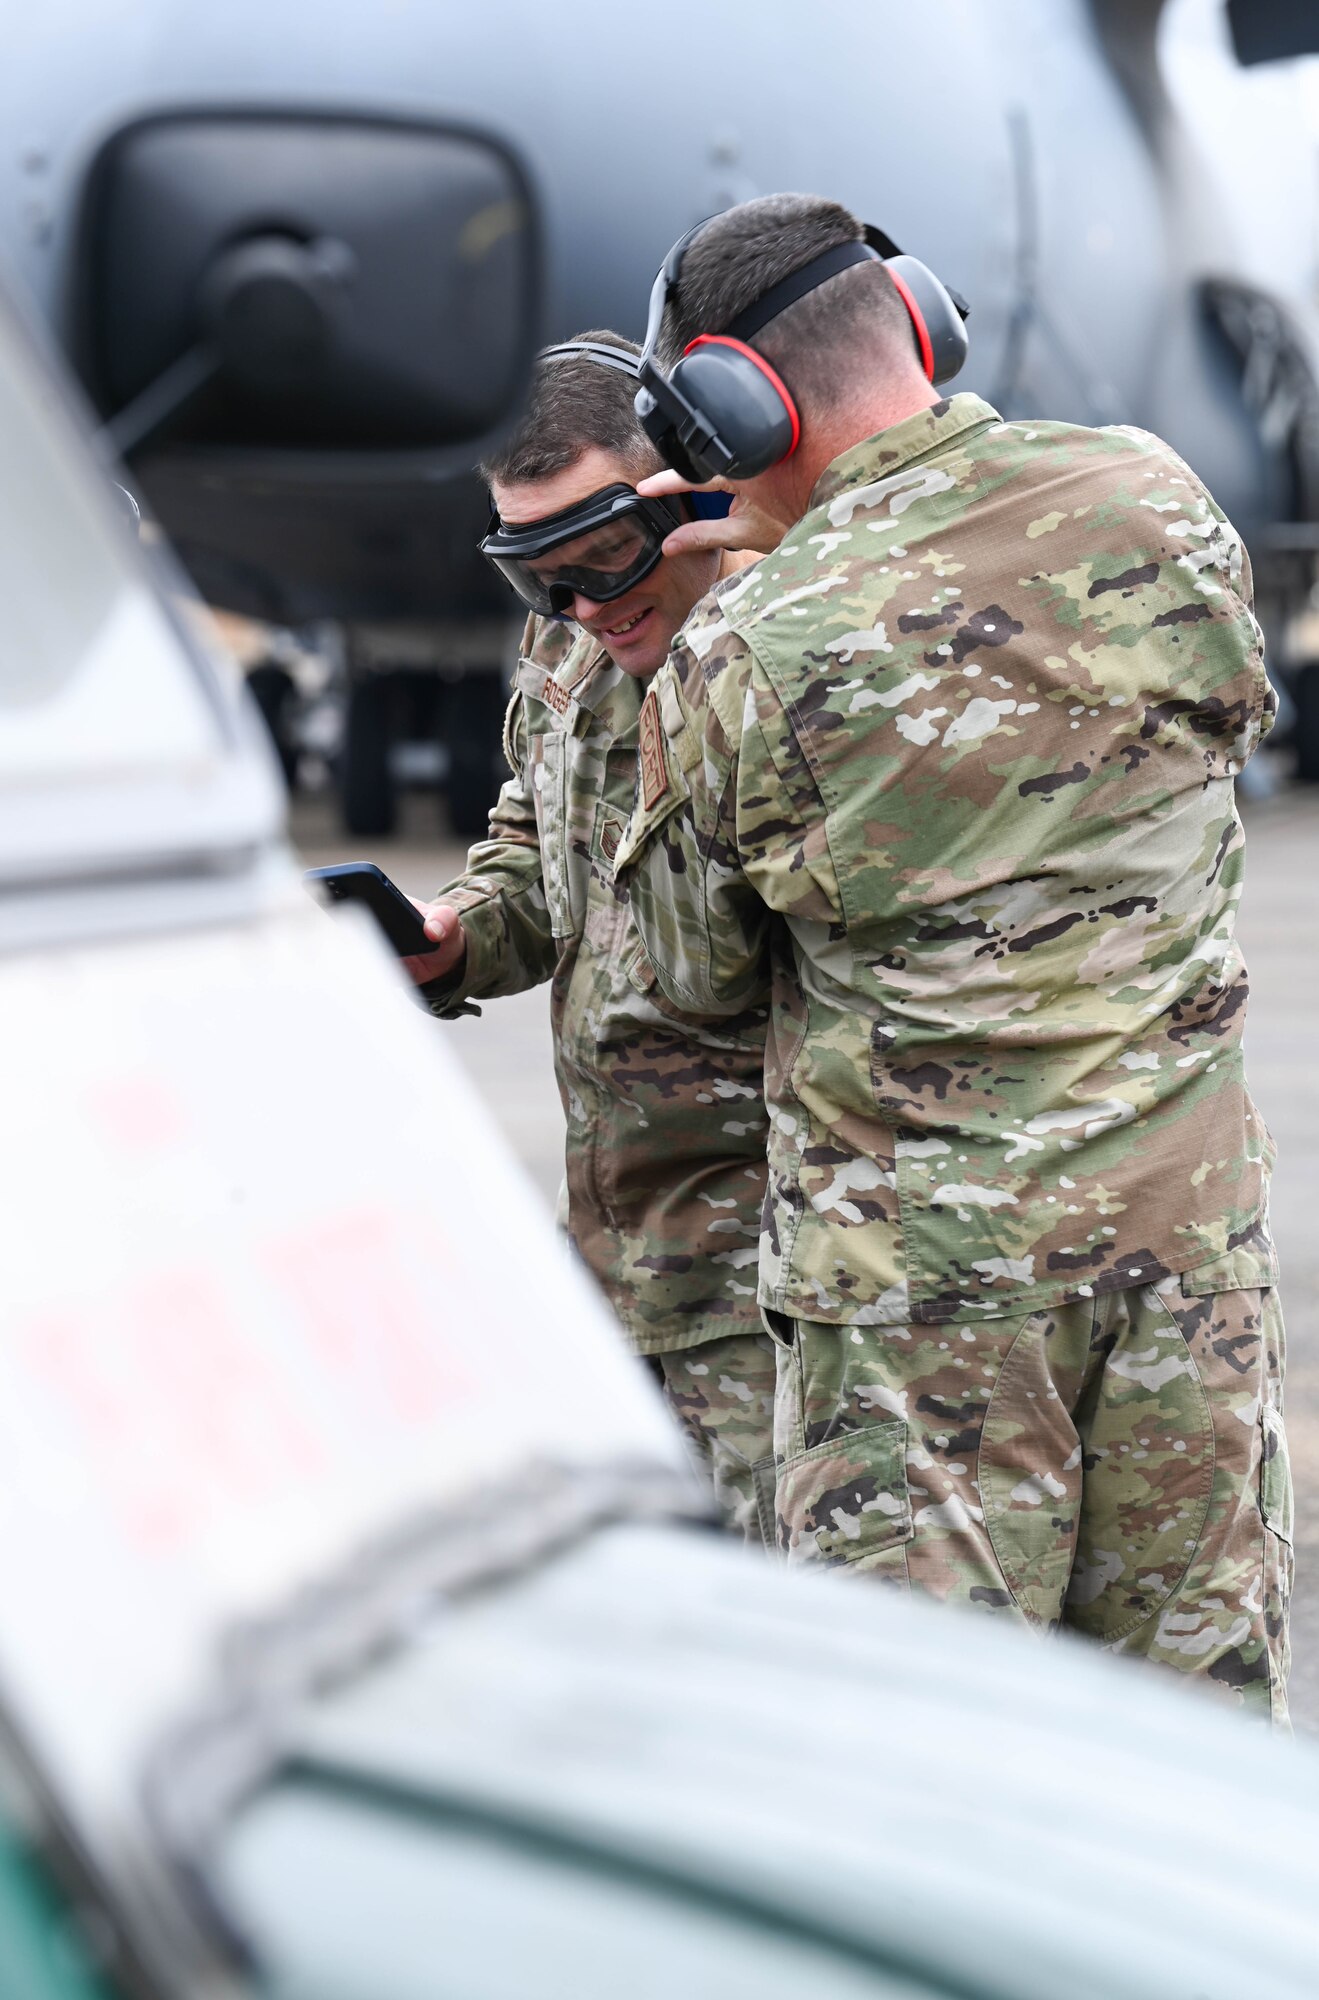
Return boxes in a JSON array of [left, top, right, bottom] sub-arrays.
[[657, 193, 915, 407]]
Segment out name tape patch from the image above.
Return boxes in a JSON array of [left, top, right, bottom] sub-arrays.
[[639, 687, 670, 810], [540, 675, 571, 716]]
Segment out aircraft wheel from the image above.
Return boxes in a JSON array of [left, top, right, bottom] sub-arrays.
[[446, 674, 506, 838], [1294, 662, 1319, 783], [341, 673, 397, 837], [246, 662, 298, 787]]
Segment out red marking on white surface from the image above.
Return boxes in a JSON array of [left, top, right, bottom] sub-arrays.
[[262, 1208, 475, 1426], [83, 1076, 191, 1155], [20, 1272, 328, 1556]]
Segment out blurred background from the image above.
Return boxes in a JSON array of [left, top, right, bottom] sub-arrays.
[[8, 0, 1319, 834]]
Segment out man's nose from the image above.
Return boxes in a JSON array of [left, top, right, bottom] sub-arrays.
[[572, 592, 605, 624]]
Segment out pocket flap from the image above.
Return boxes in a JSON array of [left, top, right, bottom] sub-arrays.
[[776, 1420, 911, 1567], [1180, 1236, 1279, 1296]]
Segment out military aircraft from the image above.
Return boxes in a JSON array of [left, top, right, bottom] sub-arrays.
[[3, 0, 1319, 835]]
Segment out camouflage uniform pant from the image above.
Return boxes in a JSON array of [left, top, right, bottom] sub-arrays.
[[769, 1280, 1292, 1723], [647, 1332, 777, 1545]]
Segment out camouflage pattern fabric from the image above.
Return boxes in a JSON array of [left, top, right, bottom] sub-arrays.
[[424, 614, 771, 1358], [646, 1330, 777, 1543], [767, 1274, 1291, 1722], [613, 393, 1277, 1328]]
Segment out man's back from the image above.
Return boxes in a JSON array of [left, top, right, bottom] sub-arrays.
[[619, 394, 1276, 1324]]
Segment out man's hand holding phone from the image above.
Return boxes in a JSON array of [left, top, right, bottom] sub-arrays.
[[304, 863, 468, 989], [402, 899, 467, 987]]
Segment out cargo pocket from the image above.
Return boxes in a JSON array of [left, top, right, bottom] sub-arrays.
[[1261, 1403, 1293, 1546], [775, 1421, 912, 1577], [1261, 1399, 1295, 1720], [621, 933, 701, 1028]]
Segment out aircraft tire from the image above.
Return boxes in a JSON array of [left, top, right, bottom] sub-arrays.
[[246, 662, 299, 788], [446, 672, 506, 838], [1294, 662, 1319, 783], [341, 673, 398, 837]]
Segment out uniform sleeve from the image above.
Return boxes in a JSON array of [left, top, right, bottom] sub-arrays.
[[613, 626, 771, 1016], [1180, 459, 1276, 762], [420, 690, 557, 1018]]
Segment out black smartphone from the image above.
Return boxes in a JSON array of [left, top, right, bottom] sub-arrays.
[[304, 862, 435, 957]]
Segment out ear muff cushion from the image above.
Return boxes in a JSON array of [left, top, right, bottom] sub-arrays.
[[672, 337, 799, 477], [884, 255, 970, 387], [885, 266, 936, 381]]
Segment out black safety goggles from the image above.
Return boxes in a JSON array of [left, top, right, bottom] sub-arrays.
[[480, 483, 683, 618]]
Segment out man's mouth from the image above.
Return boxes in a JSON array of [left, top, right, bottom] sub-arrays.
[[603, 606, 653, 641]]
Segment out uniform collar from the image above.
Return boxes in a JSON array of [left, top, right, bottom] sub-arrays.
[[808, 392, 1001, 514], [562, 630, 626, 712], [533, 620, 610, 696]]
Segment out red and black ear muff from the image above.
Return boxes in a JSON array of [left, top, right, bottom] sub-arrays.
[[663, 333, 800, 480], [633, 215, 970, 482], [633, 232, 871, 481], [862, 228, 970, 387]]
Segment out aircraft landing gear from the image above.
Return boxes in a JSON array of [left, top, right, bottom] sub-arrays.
[[445, 674, 507, 838], [341, 672, 398, 839], [335, 662, 507, 841], [1294, 663, 1319, 783]]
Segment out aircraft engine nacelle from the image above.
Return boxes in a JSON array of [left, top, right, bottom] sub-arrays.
[[71, 110, 541, 625]]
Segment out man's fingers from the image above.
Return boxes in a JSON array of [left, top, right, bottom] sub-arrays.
[[402, 945, 459, 985], [661, 516, 773, 560], [401, 933, 465, 984], [401, 900, 467, 986], [636, 468, 732, 500]]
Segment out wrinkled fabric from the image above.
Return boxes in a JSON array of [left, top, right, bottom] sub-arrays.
[[615, 394, 1277, 1327], [768, 1277, 1291, 1723], [647, 1330, 777, 1543], [425, 615, 769, 1356]]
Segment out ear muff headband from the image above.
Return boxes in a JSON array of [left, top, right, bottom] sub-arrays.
[[722, 239, 882, 344], [634, 217, 970, 481]]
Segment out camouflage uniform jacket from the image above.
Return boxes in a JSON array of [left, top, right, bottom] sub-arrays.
[[614, 393, 1277, 1327], [426, 613, 769, 1356]]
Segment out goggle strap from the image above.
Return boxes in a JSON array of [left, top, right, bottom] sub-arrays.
[[540, 340, 641, 378]]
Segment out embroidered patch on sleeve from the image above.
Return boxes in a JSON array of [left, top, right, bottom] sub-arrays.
[[639, 687, 670, 810]]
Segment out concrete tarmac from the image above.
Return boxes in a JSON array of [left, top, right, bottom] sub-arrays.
[[296, 782, 1319, 1729]]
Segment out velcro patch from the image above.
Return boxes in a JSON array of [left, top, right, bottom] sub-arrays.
[[639, 687, 669, 810], [540, 675, 571, 716]]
